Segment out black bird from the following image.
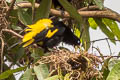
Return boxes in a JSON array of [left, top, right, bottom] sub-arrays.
[[22, 19, 80, 51], [33, 20, 80, 51]]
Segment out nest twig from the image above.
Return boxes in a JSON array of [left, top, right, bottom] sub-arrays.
[[36, 49, 102, 80], [0, 0, 9, 30]]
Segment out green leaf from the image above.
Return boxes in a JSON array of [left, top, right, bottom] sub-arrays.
[[108, 59, 120, 71], [14, 47, 25, 63], [18, 8, 32, 25], [11, 25, 22, 30], [35, 0, 52, 21], [20, 68, 34, 80], [93, 0, 104, 9], [103, 68, 110, 80], [34, 64, 49, 80], [81, 20, 90, 50], [0, 67, 26, 79], [3, 63, 16, 80], [94, 18, 115, 43], [102, 18, 120, 40], [44, 75, 59, 80], [58, 0, 83, 27], [88, 18, 98, 29], [31, 48, 44, 61], [28, 0, 35, 21], [9, 10, 18, 25], [101, 57, 111, 80], [9, 45, 25, 63], [107, 62, 120, 80]]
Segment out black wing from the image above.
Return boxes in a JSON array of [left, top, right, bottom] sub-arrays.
[[33, 25, 65, 48]]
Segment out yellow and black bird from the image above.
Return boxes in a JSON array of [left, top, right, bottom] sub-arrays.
[[22, 19, 80, 51]]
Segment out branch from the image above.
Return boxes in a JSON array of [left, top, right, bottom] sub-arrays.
[[2, 29, 23, 39], [0, 36, 4, 73], [6, 0, 16, 18], [14, 2, 120, 22], [97, 56, 120, 58], [50, 8, 120, 22], [90, 38, 120, 43]]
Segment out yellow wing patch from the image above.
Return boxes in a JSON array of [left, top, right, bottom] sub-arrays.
[[46, 29, 58, 38], [22, 19, 54, 47], [23, 39, 34, 47]]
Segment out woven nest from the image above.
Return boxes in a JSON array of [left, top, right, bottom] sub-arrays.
[[36, 49, 102, 80], [0, 0, 8, 30]]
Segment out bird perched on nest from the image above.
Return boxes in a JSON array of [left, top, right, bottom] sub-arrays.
[[22, 19, 80, 51]]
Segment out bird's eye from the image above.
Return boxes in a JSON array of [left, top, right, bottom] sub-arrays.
[[78, 40, 80, 43]]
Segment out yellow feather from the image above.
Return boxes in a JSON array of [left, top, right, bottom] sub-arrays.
[[23, 39, 34, 47], [46, 29, 58, 38], [22, 19, 54, 47], [22, 32, 36, 42]]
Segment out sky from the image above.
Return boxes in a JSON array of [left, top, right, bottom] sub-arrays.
[[104, 0, 120, 13], [89, 0, 120, 56]]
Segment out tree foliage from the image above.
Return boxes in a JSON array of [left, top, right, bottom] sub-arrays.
[[0, 0, 120, 80]]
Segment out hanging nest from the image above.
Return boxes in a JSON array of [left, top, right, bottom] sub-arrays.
[[36, 49, 103, 80]]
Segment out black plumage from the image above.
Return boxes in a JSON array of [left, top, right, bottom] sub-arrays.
[[34, 23, 65, 49], [33, 20, 80, 51], [62, 25, 80, 45]]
